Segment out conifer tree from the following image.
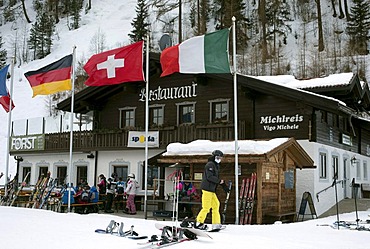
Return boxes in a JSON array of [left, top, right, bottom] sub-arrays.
[[0, 36, 7, 68], [129, 0, 150, 43], [346, 0, 370, 55], [28, 12, 55, 59], [70, 0, 83, 30]]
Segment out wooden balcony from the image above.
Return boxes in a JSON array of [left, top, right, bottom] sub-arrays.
[[43, 121, 248, 152]]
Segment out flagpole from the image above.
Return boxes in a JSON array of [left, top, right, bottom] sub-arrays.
[[68, 46, 77, 212], [4, 57, 15, 191], [144, 35, 149, 219], [232, 16, 240, 225]]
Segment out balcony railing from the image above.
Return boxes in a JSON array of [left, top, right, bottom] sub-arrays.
[[43, 121, 248, 152]]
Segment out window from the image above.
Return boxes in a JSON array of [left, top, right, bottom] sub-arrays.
[[119, 107, 136, 128], [113, 165, 128, 182], [149, 104, 165, 127], [332, 155, 339, 179], [141, 164, 159, 190], [364, 161, 368, 181], [356, 161, 361, 180], [319, 152, 327, 179], [321, 110, 327, 123], [22, 167, 31, 185], [176, 102, 196, 125], [76, 166, 87, 185], [56, 166, 67, 186], [209, 99, 230, 123], [38, 166, 48, 180]]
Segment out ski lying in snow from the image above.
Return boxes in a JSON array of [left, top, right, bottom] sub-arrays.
[[95, 220, 147, 239], [318, 221, 370, 231]]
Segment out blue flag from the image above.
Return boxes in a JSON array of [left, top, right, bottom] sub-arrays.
[[0, 65, 10, 96]]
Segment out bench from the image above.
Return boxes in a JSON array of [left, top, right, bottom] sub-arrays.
[[265, 211, 297, 223], [60, 201, 104, 213], [112, 195, 143, 212], [361, 184, 370, 198]]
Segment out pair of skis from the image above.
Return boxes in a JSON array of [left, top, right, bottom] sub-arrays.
[[239, 173, 257, 225], [9, 172, 31, 206]]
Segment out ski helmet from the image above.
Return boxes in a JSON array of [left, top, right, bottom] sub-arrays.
[[212, 150, 224, 157]]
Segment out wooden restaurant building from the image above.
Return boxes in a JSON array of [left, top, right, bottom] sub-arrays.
[[9, 54, 370, 223]]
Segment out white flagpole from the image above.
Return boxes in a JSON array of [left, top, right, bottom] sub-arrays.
[[232, 16, 240, 224], [4, 57, 15, 191], [144, 36, 149, 219], [68, 47, 77, 212]]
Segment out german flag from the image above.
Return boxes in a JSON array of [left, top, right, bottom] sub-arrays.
[[25, 54, 73, 97]]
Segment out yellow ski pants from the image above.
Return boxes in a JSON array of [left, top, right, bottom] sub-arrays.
[[196, 190, 220, 224]]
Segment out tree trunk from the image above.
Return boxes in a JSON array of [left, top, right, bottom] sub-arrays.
[[55, 0, 59, 23], [179, 0, 182, 42], [330, 0, 337, 17], [315, 0, 324, 52], [338, 0, 345, 19], [21, 0, 31, 23], [258, 0, 268, 63], [343, 0, 351, 21]]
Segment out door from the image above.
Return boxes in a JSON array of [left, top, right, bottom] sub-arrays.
[[343, 158, 351, 198]]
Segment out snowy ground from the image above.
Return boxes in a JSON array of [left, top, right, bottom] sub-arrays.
[[0, 206, 370, 249]]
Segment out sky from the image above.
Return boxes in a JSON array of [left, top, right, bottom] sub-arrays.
[[0, 206, 370, 249]]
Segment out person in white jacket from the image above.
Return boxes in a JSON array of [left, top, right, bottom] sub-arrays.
[[124, 173, 139, 214]]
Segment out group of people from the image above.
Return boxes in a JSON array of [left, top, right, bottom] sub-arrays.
[[86, 149, 227, 232], [97, 172, 139, 214]]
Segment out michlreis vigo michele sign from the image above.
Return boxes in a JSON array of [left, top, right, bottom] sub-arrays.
[[260, 114, 304, 132]]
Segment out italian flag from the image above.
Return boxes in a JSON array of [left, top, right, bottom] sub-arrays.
[[160, 29, 231, 77]]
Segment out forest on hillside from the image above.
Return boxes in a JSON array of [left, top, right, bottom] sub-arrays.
[[0, 0, 369, 83]]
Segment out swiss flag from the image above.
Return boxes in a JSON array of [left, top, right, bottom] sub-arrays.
[[84, 41, 145, 86], [0, 95, 15, 113]]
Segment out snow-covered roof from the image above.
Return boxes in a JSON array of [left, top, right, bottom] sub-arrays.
[[163, 138, 290, 156], [254, 73, 354, 89]]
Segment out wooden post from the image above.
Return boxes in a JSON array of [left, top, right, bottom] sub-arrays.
[[256, 162, 263, 224]]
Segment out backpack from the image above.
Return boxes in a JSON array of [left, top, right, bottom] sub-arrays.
[[81, 191, 89, 202]]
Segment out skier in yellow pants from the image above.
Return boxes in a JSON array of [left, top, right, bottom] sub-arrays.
[[194, 150, 225, 231]]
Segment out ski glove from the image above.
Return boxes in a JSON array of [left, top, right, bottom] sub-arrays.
[[220, 182, 230, 193]]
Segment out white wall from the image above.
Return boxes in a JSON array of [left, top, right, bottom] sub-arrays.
[[297, 140, 370, 216]]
